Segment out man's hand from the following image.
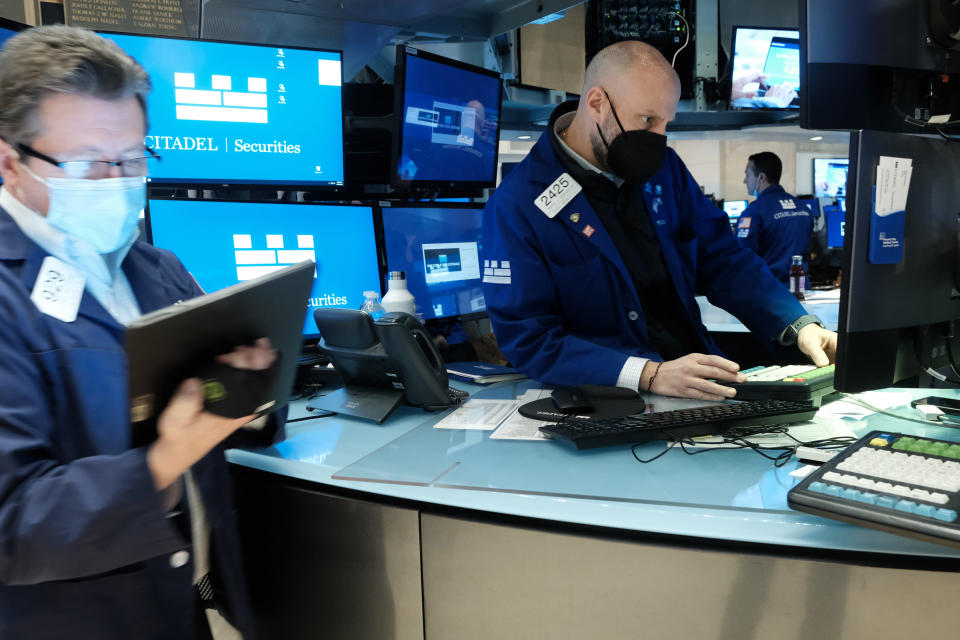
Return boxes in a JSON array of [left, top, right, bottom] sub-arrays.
[[763, 83, 798, 108], [640, 353, 747, 401], [797, 324, 837, 368], [146, 338, 277, 491], [731, 72, 766, 100]]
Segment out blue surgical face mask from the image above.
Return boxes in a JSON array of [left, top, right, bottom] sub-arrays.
[[23, 164, 145, 254]]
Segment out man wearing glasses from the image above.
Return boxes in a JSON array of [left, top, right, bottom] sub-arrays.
[[0, 25, 277, 639]]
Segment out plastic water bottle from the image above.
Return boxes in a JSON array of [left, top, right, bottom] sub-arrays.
[[381, 271, 417, 316], [789, 255, 806, 301], [359, 290, 385, 319]]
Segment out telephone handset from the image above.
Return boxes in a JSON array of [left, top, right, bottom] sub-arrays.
[[308, 308, 464, 422]]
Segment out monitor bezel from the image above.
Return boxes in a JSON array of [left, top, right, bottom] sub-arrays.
[[377, 200, 489, 324], [0, 16, 29, 34], [143, 196, 382, 340], [391, 45, 504, 192], [98, 29, 347, 191], [728, 24, 801, 112]]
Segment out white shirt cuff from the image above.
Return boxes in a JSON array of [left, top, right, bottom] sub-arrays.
[[617, 356, 650, 391]]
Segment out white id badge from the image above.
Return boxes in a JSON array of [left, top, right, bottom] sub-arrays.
[[534, 173, 582, 218], [30, 256, 85, 323]]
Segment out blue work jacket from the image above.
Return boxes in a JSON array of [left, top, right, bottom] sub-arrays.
[[736, 184, 813, 283], [481, 133, 806, 387], [0, 205, 277, 639]]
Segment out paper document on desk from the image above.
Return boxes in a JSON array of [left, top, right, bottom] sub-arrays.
[[684, 417, 855, 449], [433, 399, 519, 430], [490, 388, 553, 441]]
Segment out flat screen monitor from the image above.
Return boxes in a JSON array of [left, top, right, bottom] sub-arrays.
[[394, 46, 503, 189], [101, 32, 345, 188], [380, 204, 486, 321], [729, 26, 800, 110], [798, 197, 821, 217], [145, 200, 379, 338], [722, 199, 748, 220], [836, 130, 960, 392], [822, 205, 844, 248], [813, 157, 849, 198]]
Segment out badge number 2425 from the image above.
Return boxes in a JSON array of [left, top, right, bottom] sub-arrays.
[[534, 172, 582, 218]]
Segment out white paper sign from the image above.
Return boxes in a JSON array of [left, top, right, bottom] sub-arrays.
[[30, 256, 85, 323], [875, 155, 913, 216], [534, 173, 582, 218]]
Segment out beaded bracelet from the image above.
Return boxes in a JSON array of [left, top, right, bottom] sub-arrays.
[[647, 361, 664, 392]]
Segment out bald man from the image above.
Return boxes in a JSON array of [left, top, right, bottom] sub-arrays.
[[481, 41, 836, 400]]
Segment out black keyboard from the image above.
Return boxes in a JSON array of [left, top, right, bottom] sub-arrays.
[[788, 430, 960, 548], [539, 399, 818, 450]]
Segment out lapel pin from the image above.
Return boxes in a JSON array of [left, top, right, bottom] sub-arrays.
[[570, 213, 581, 223]]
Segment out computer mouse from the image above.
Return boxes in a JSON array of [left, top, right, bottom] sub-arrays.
[[551, 387, 594, 414]]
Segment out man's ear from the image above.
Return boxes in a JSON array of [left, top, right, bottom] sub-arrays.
[[583, 85, 606, 124], [0, 138, 20, 189]]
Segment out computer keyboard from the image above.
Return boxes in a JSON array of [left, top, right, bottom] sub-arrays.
[[788, 430, 960, 548], [723, 364, 835, 402], [539, 399, 818, 450]]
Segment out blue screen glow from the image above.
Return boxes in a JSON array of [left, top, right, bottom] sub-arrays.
[[381, 206, 486, 320], [397, 51, 501, 185], [147, 200, 379, 336], [103, 34, 344, 186], [824, 206, 845, 249]]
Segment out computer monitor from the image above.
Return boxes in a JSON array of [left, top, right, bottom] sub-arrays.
[[822, 205, 844, 249], [145, 199, 380, 338], [393, 46, 503, 190], [813, 158, 849, 198], [379, 204, 486, 322], [729, 26, 800, 110], [835, 130, 960, 392], [722, 199, 748, 221], [798, 197, 821, 217], [100, 33, 345, 188]]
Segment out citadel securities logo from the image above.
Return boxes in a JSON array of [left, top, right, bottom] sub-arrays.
[[232, 234, 347, 307]]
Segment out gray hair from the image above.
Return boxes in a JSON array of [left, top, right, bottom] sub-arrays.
[[0, 25, 150, 144]]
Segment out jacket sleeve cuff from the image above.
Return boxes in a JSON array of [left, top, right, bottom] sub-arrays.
[[617, 356, 650, 391]]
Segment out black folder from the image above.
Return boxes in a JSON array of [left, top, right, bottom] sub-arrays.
[[126, 260, 315, 447]]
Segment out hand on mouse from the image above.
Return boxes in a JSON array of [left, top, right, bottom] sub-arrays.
[[640, 353, 746, 401]]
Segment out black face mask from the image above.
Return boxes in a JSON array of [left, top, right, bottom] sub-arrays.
[[596, 90, 667, 186]]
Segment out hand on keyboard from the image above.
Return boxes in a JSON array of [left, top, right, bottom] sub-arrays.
[[643, 354, 747, 401]]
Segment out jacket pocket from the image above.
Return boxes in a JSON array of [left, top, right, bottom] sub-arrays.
[[547, 255, 619, 336]]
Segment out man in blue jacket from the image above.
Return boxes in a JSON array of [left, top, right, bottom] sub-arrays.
[[482, 41, 835, 400], [0, 26, 280, 638], [737, 151, 813, 283]]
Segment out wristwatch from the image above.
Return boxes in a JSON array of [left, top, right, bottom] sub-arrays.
[[779, 314, 824, 346]]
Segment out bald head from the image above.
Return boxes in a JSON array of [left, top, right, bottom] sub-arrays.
[[582, 41, 680, 99]]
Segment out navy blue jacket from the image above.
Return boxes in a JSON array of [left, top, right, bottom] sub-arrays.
[[0, 205, 279, 639], [481, 132, 806, 387], [736, 184, 813, 283]]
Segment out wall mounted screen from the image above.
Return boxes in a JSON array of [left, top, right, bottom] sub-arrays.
[[730, 27, 800, 110], [813, 157, 849, 198], [103, 33, 344, 187]]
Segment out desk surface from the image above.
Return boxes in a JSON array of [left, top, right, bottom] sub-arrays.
[[697, 290, 840, 333], [228, 384, 960, 560]]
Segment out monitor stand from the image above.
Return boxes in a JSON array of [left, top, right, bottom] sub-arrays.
[[306, 385, 404, 423]]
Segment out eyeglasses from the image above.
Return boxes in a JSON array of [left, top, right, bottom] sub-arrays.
[[15, 142, 162, 179]]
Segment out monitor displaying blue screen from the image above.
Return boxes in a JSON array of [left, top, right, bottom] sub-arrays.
[[722, 199, 748, 219], [102, 33, 344, 186], [381, 206, 486, 320], [798, 197, 821, 217], [396, 48, 502, 186], [730, 27, 800, 110], [824, 205, 845, 248], [146, 200, 379, 337], [813, 157, 849, 198]]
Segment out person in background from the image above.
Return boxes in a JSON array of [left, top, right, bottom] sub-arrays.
[[0, 25, 281, 639], [737, 151, 813, 284], [481, 41, 835, 400]]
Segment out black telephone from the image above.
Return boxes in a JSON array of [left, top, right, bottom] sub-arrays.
[[306, 308, 465, 422]]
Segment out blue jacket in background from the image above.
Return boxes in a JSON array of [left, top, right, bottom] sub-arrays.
[[0, 205, 281, 639], [481, 131, 806, 387], [736, 184, 813, 283]]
